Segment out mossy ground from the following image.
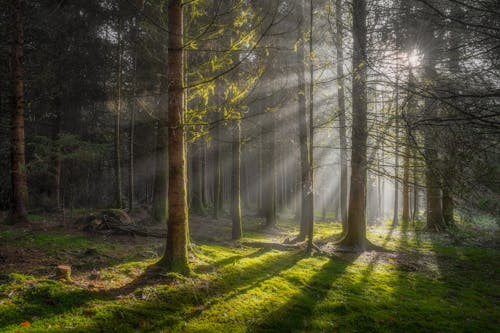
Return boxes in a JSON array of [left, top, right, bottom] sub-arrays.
[[0, 215, 498, 332]]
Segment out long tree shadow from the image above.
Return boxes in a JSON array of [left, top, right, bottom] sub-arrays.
[[79, 249, 305, 332], [0, 246, 305, 331], [252, 253, 361, 333]]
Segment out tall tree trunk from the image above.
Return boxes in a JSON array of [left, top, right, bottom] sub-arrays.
[[306, 0, 315, 252], [263, 109, 277, 227], [402, 141, 410, 222], [50, 97, 62, 212], [338, 0, 368, 250], [160, 0, 189, 273], [213, 122, 223, 219], [296, 0, 312, 241], [412, 149, 419, 221], [231, 119, 242, 240], [336, 0, 348, 231], [422, 24, 445, 232], [128, 51, 137, 212], [8, 0, 28, 224], [392, 73, 399, 227], [442, 186, 454, 226], [377, 151, 382, 219], [114, 18, 123, 209]]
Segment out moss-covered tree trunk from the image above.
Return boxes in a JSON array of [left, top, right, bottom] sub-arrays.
[[8, 0, 28, 224], [338, 0, 368, 250], [161, 0, 189, 274]]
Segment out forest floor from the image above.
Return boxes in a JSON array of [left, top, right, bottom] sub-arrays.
[[0, 212, 498, 332]]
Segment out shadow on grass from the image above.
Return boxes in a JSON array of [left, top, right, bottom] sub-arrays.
[[0, 246, 305, 332], [253, 253, 361, 332]]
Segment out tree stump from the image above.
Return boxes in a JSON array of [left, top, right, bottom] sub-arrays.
[[56, 265, 72, 281]]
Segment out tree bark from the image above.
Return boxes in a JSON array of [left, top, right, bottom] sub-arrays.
[[128, 47, 137, 212], [422, 23, 445, 232], [8, 0, 28, 224], [114, 18, 123, 209], [392, 74, 400, 227], [412, 149, 419, 221], [307, 0, 315, 253], [160, 0, 189, 274], [296, 0, 312, 241], [336, 0, 348, 231], [231, 119, 242, 240], [338, 0, 368, 250], [402, 142, 410, 222], [212, 120, 223, 219]]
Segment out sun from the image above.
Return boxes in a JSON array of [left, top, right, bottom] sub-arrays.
[[407, 49, 422, 68]]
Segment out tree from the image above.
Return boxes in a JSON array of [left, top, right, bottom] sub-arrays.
[[231, 118, 242, 240], [296, 0, 313, 242], [7, 0, 28, 224], [335, 0, 348, 230], [160, 0, 189, 274], [338, 0, 369, 250]]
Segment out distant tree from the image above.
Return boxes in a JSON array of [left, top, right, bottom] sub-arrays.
[[7, 0, 28, 224], [335, 0, 348, 231]]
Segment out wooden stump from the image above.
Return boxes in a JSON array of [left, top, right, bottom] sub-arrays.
[[56, 265, 72, 281]]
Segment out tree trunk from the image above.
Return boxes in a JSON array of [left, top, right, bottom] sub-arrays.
[[212, 117, 222, 219], [8, 0, 28, 224], [307, 0, 315, 253], [114, 18, 123, 209], [128, 51, 137, 212], [422, 24, 445, 232], [412, 149, 419, 221], [442, 186, 454, 226], [160, 0, 189, 274], [402, 143, 410, 222], [231, 119, 242, 240], [263, 111, 277, 227], [296, 0, 312, 241], [392, 75, 399, 227], [336, 0, 348, 231], [338, 0, 368, 250]]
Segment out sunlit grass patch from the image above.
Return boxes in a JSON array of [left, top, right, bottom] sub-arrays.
[[0, 218, 498, 332]]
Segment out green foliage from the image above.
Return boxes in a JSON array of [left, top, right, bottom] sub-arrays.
[[27, 134, 109, 177]]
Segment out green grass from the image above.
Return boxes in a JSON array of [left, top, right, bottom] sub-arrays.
[[0, 218, 498, 332]]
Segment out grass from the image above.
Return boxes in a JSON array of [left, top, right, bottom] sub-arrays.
[[0, 216, 498, 332]]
